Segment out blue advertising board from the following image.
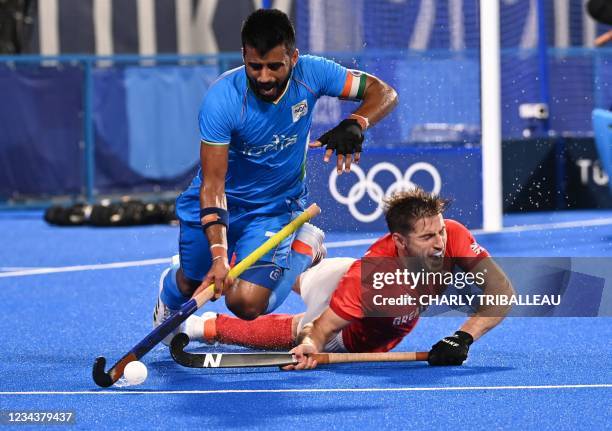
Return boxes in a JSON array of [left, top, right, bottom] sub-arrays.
[[305, 145, 483, 232]]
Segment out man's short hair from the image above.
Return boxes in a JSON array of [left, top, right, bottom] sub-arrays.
[[241, 9, 296, 55], [384, 188, 450, 234], [587, 0, 612, 25]]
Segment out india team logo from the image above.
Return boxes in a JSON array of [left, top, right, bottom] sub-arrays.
[[291, 100, 308, 123]]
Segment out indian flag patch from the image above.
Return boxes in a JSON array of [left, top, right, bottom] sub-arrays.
[[340, 69, 367, 100]]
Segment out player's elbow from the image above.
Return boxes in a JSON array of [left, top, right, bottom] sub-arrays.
[[377, 79, 399, 110], [501, 276, 515, 297], [377, 80, 398, 113], [499, 278, 515, 314]]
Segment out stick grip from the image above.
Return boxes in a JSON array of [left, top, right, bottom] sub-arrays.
[[311, 351, 429, 365]]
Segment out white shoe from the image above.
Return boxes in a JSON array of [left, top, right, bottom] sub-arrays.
[[295, 223, 327, 267], [152, 266, 185, 346], [184, 312, 218, 344], [313, 244, 327, 267]]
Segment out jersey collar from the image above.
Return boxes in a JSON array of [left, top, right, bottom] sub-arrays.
[[246, 67, 295, 105], [270, 68, 294, 105]]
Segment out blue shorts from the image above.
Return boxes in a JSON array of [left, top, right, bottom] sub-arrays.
[[178, 198, 304, 290]]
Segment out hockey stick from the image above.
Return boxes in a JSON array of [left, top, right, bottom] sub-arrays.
[[92, 203, 321, 387], [170, 333, 429, 368]]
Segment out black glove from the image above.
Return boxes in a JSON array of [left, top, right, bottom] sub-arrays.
[[316, 119, 364, 157], [428, 330, 473, 366]]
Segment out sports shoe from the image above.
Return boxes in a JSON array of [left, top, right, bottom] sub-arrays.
[[295, 223, 327, 267], [152, 266, 185, 346], [184, 312, 218, 344]]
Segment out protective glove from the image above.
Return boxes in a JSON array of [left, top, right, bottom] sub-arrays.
[[428, 330, 473, 366], [311, 119, 364, 173]]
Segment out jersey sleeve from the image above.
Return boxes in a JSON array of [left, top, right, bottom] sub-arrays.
[[298, 55, 368, 100], [328, 260, 364, 321], [445, 219, 490, 271], [198, 80, 237, 145]]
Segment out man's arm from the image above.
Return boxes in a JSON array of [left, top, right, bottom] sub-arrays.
[[595, 30, 612, 46], [197, 142, 230, 298], [350, 74, 399, 129], [283, 307, 350, 370], [311, 73, 398, 173], [428, 258, 514, 366], [458, 258, 514, 340]]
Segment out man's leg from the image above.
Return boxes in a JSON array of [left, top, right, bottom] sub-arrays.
[[295, 257, 356, 333], [263, 223, 327, 314], [153, 220, 228, 344], [185, 311, 301, 350], [187, 258, 356, 349], [225, 222, 326, 320]]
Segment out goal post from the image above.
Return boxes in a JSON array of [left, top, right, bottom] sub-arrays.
[[480, 0, 503, 231]]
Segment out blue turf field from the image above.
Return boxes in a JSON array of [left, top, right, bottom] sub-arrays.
[[0, 210, 611, 430]]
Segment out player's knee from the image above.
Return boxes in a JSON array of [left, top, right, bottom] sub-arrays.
[[227, 303, 264, 321], [234, 308, 263, 321], [225, 292, 267, 321]]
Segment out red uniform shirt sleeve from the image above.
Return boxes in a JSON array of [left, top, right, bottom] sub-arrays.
[[329, 260, 364, 322], [445, 219, 490, 270]]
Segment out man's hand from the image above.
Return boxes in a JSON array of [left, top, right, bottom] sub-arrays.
[[595, 29, 612, 46], [195, 257, 232, 300], [281, 342, 319, 371], [309, 119, 364, 174], [428, 330, 474, 366]]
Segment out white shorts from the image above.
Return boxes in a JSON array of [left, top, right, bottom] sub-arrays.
[[297, 257, 356, 353]]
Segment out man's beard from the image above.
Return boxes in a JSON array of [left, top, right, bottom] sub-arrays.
[[247, 66, 292, 102]]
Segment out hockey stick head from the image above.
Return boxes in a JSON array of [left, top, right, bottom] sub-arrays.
[[169, 333, 192, 366], [92, 353, 138, 387], [92, 356, 114, 387]]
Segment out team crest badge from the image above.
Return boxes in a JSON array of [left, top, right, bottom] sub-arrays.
[[291, 99, 308, 123]]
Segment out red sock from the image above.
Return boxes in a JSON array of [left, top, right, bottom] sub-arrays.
[[211, 314, 294, 350]]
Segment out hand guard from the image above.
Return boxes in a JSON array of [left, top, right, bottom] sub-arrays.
[[428, 330, 473, 366], [316, 119, 364, 156]]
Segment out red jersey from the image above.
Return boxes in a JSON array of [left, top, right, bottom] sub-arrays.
[[329, 219, 489, 353]]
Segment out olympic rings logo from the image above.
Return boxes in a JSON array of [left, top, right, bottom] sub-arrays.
[[328, 162, 442, 223]]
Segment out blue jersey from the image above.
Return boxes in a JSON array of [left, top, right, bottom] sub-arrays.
[[176, 55, 355, 223]]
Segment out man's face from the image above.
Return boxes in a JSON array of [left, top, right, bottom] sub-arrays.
[[243, 44, 297, 102], [394, 213, 447, 270]]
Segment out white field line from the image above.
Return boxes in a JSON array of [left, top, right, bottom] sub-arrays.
[[2, 217, 611, 278], [1, 383, 610, 396], [0, 258, 171, 278], [0, 267, 52, 271], [326, 217, 612, 249], [471, 217, 612, 235]]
